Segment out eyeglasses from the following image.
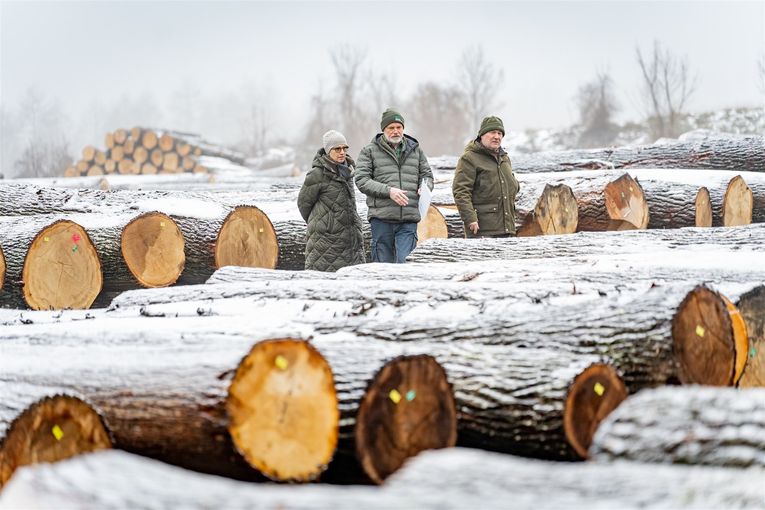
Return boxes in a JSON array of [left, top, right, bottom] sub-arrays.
[[331, 146, 349, 152]]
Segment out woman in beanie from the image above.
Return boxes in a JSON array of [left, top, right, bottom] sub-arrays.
[[297, 130, 366, 271]]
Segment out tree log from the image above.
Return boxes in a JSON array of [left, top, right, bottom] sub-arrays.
[[0, 217, 102, 310], [86, 165, 103, 177], [113, 129, 128, 146], [158, 133, 175, 152], [710, 174, 753, 226], [736, 285, 765, 387], [81, 146, 96, 163], [408, 223, 765, 264], [589, 386, 765, 467], [142, 130, 158, 150], [104, 132, 114, 150], [0, 212, 185, 309], [0, 245, 5, 291], [516, 183, 578, 236], [1, 323, 340, 481], [4, 447, 765, 509], [110, 145, 124, 163], [0, 393, 112, 488], [496, 136, 765, 173]]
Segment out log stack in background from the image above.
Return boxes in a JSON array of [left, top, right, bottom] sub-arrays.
[[64, 127, 249, 178]]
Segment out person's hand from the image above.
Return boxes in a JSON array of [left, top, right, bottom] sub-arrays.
[[468, 222, 479, 234], [389, 187, 409, 206]]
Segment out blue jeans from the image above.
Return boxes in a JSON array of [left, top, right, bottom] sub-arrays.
[[369, 218, 418, 263]]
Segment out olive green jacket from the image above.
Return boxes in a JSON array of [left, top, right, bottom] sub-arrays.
[[355, 134, 433, 223], [297, 150, 365, 271], [452, 140, 520, 237]]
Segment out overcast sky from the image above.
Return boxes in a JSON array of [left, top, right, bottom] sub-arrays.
[[1, 0, 764, 146]]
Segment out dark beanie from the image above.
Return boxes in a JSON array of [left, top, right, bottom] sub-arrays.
[[380, 108, 405, 130], [478, 116, 505, 137]]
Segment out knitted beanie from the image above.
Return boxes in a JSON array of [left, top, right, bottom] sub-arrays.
[[478, 116, 505, 137], [380, 108, 405, 130], [323, 130, 348, 154]]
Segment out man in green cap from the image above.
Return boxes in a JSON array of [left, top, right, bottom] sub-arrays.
[[355, 108, 433, 263], [452, 116, 520, 237]]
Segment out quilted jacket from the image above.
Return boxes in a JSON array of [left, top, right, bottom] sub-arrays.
[[297, 149, 365, 271]]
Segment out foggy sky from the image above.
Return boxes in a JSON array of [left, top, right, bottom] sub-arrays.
[[1, 0, 764, 151]]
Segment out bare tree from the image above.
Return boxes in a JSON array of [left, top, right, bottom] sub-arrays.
[[368, 69, 398, 121], [298, 80, 338, 167], [330, 44, 372, 151], [408, 82, 470, 156], [576, 71, 620, 148], [456, 45, 505, 133], [636, 41, 697, 139], [11, 88, 72, 178]]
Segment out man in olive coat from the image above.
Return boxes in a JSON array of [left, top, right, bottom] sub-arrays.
[[355, 108, 433, 263], [452, 116, 520, 237]]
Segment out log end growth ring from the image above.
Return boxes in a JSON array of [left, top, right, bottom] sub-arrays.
[[226, 339, 338, 482], [0, 244, 5, 290], [737, 285, 765, 387], [355, 354, 457, 484], [215, 206, 279, 270], [695, 187, 712, 227], [121, 212, 186, 288], [563, 364, 628, 459], [0, 395, 112, 488], [416, 206, 448, 245], [519, 183, 579, 237], [22, 220, 103, 310], [604, 174, 649, 230], [722, 175, 753, 227], [672, 286, 741, 386]]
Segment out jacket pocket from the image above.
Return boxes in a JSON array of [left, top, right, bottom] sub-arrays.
[[475, 201, 502, 231]]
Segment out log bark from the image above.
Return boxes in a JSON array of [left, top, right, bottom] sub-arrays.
[[0, 217, 103, 310], [408, 223, 765, 264], [4, 448, 765, 510], [494, 136, 765, 174], [589, 386, 765, 467], [0, 392, 112, 488], [0, 322, 340, 482], [736, 285, 765, 387]]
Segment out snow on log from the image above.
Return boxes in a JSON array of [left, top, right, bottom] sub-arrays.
[[0, 321, 339, 482], [407, 223, 765, 264], [589, 386, 765, 467], [0, 217, 102, 310], [0, 393, 112, 488], [489, 136, 765, 174], [736, 285, 765, 387], [3, 448, 765, 510]]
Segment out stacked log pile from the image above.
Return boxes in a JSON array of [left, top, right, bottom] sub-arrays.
[[2, 135, 765, 506], [63, 128, 247, 178]]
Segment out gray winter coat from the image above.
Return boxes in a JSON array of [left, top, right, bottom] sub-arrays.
[[297, 150, 365, 271], [354, 134, 433, 223]]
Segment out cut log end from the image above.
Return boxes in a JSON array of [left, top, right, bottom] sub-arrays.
[[0, 395, 112, 488], [563, 364, 628, 459], [695, 187, 712, 227], [142, 130, 158, 150], [226, 339, 338, 482], [22, 221, 103, 310], [518, 183, 578, 237], [355, 354, 457, 484], [604, 174, 649, 230], [737, 285, 765, 388], [0, 244, 5, 290], [723, 175, 753, 227], [214, 206, 279, 270], [672, 286, 739, 386], [121, 213, 186, 288], [416, 206, 448, 245]]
